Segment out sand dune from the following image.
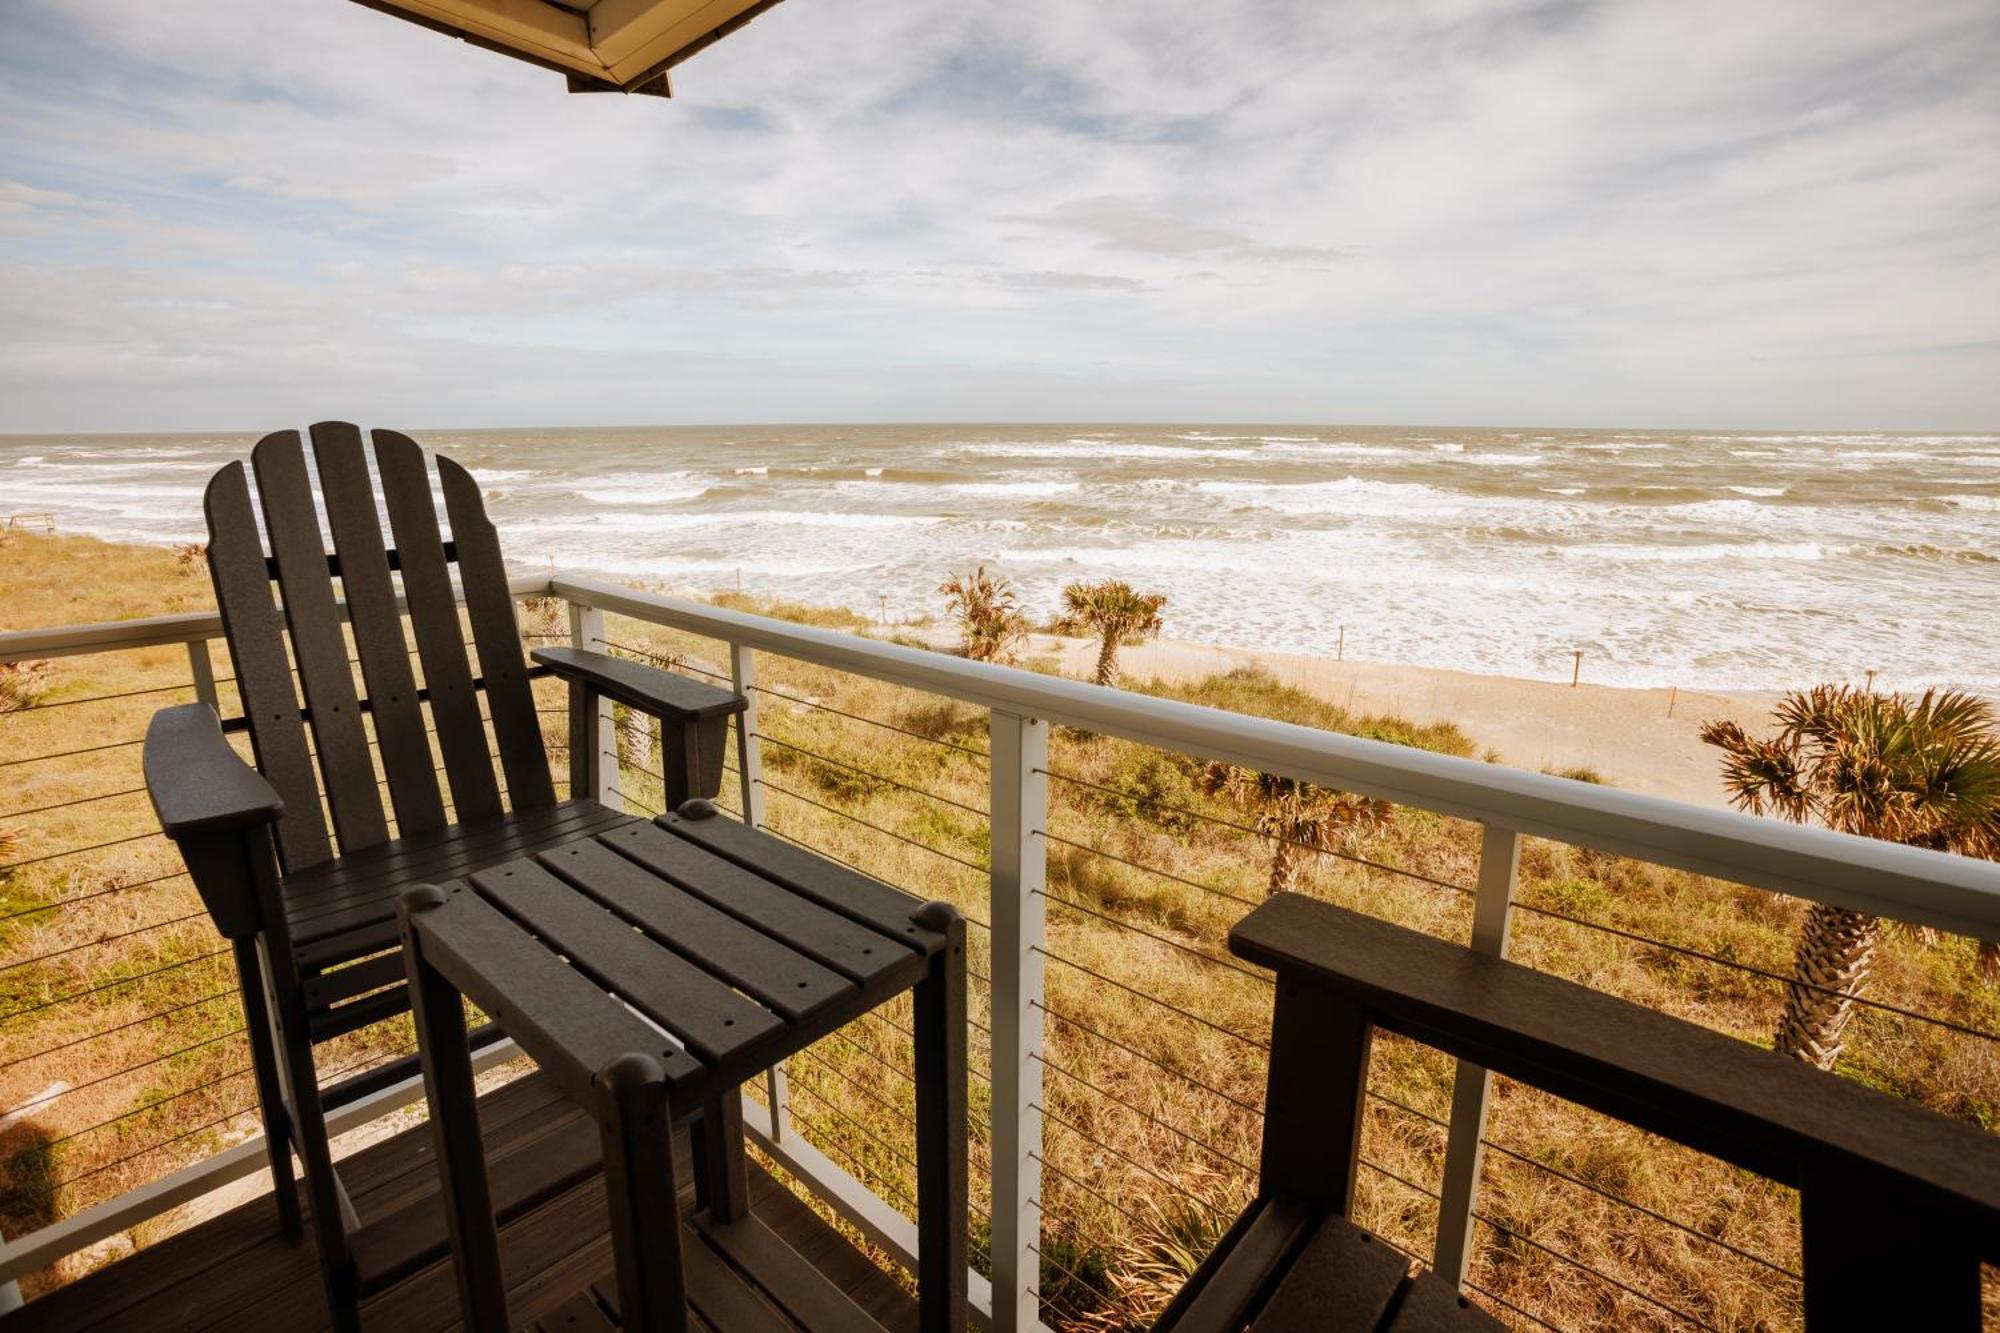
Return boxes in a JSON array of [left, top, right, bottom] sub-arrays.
[[1029, 633, 1781, 809]]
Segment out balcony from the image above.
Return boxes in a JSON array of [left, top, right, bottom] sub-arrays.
[[2, 569, 1996, 1331]]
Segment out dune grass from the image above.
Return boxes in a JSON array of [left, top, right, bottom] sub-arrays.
[[2, 531, 1995, 1327]]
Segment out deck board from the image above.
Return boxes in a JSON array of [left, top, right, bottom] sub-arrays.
[[8, 1072, 917, 1333]]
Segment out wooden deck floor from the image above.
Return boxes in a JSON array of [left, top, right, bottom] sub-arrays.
[[5, 1073, 916, 1332]]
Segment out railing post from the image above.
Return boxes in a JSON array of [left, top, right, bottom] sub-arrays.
[[565, 601, 619, 807], [989, 710, 1048, 1333], [1433, 822, 1521, 1286], [186, 638, 219, 710], [730, 641, 785, 1138], [730, 643, 765, 829]]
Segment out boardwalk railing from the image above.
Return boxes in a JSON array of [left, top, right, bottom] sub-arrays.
[[3, 570, 1998, 1331]]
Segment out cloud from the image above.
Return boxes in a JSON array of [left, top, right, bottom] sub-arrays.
[[0, 0, 1995, 430]]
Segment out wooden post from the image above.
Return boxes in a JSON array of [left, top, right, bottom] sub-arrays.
[[1571, 650, 1582, 688], [566, 602, 619, 807], [1432, 823, 1521, 1287], [1865, 669, 1877, 693], [1667, 685, 1677, 718], [989, 711, 1048, 1333], [1336, 625, 1345, 662]]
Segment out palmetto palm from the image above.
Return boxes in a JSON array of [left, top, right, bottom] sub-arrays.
[[1052, 579, 1166, 688], [938, 565, 1028, 664], [1701, 685, 2000, 1069], [1200, 763, 1392, 897]]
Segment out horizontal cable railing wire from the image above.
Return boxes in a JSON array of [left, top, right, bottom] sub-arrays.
[[0, 785, 151, 821], [0, 909, 210, 976], [1036, 1001, 1263, 1117], [50, 1041, 414, 1192], [1472, 1213, 1717, 1332], [7, 1024, 247, 1118], [0, 947, 230, 1025], [1038, 831, 1260, 911], [758, 777, 990, 878], [1478, 1134, 1799, 1279], [1464, 1278, 1567, 1333], [592, 638, 734, 685], [0, 868, 193, 924], [2, 680, 199, 713], [0, 987, 237, 1073], [758, 733, 989, 817], [1512, 897, 2000, 1044], [1034, 886, 1270, 984], [747, 680, 989, 759], [1034, 948, 1267, 1051], [0, 828, 166, 875], [43, 1061, 252, 1149], [795, 1046, 917, 1128], [1041, 765, 1474, 897], [0, 735, 147, 769], [1033, 1050, 1253, 1174]]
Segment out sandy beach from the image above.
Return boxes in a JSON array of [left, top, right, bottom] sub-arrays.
[[1024, 632, 1781, 809]]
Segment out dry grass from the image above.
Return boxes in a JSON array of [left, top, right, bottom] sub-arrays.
[[3, 534, 1996, 1329]]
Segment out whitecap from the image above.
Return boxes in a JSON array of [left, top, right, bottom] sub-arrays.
[[1726, 486, 1787, 497]]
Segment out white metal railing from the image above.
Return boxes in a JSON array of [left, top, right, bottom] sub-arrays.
[[4, 570, 1999, 1331]]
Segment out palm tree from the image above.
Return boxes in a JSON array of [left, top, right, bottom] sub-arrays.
[[938, 565, 1027, 664], [1200, 763, 1392, 896], [1701, 686, 2000, 1070], [1053, 579, 1166, 688]]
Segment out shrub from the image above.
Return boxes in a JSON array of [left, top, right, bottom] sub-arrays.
[[938, 565, 1028, 664]]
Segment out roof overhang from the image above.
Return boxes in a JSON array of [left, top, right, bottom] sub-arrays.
[[350, 0, 786, 97]]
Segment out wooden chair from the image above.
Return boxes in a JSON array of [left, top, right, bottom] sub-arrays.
[[1160, 893, 2000, 1332], [143, 423, 745, 1331]]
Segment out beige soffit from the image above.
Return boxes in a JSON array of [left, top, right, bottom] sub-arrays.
[[349, 0, 786, 97]]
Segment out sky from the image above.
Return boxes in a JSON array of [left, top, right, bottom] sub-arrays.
[[0, 0, 1996, 433]]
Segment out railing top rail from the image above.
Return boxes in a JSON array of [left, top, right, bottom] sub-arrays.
[[554, 572, 2000, 940], [0, 575, 556, 662]]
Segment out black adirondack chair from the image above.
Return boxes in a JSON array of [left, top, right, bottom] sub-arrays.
[[1159, 893, 2000, 1332], [143, 423, 744, 1331]]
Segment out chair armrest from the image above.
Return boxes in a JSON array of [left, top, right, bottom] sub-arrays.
[[145, 703, 284, 839], [1230, 893, 2000, 1229], [531, 646, 746, 724]]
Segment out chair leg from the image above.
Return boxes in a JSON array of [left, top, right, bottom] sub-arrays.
[[691, 1093, 748, 1223], [232, 937, 300, 1237], [402, 890, 509, 1331], [258, 937, 363, 1333], [598, 1053, 687, 1333], [912, 904, 968, 1333]]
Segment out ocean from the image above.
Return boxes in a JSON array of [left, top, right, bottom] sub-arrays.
[[3, 424, 1994, 693]]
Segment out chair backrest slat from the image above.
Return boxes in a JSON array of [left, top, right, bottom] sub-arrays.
[[204, 459, 334, 872], [439, 454, 556, 812], [252, 432, 390, 855], [203, 423, 552, 866], [372, 430, 506, 823], [309, 421, 448, 838]]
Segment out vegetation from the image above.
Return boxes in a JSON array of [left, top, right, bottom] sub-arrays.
[[1, 658, 50, 714], [3, 533, 1997, 1329], [1053, 579, 1166, 687], [1702, 686, 2000, 1069], [938, 565, 1028, 664], [1198, 763, 1392, 896]]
